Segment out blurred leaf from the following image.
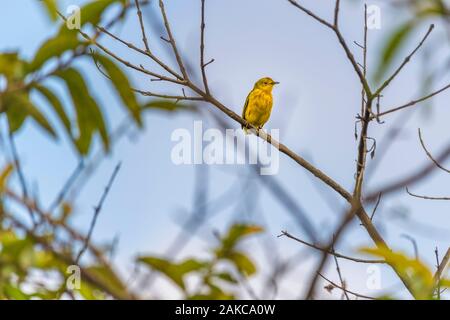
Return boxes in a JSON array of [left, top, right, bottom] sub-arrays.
[[227, 251, 257, 277], [39, 0, 58, 21], [361, 247, 435, 299], [222, 224, 263, 250], [34, 84, 72, 136], [84, 265, 127, 299], [55, 67, 109, 154], [29, 33, 79, 72], [0, 164, 14, 192], [190, 282, 234, 300], [80, 0, 122, 26], [215, 224, 263, 260], [142, 100, 197, 113], [138, 256, 207, 290], [0, 53, 27, 81], [440, 278, 450, 288], [94, 54, 142, 126], [3, 284, 31, 300], [374, 22, 416, 83], [213, 272, 238, 284], [4, 92, 57, 137]]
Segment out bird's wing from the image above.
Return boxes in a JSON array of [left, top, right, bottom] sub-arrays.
[[241, 91, 252, 130], [242, 91, 251, 120]]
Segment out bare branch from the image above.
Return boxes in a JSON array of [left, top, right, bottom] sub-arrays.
[[75, 163, 122, 264], [159, 0, 189, 79], [401, 234, 419, 259], [418, 128, 450, 174], [134, 0, 151, 53], [318, 273, 376, 300], [366, 144, 450, 202], [200, 0, 211, 95], [377, 82, 450, 118], [370, 192, 382, 221], [406, 186, 450, 201], [287, 0, 334, 29], [434, 248, 450, 289], [278, 231, 385, 264], [287, 0, 372, 95], [333, 0, 340, 27], [8, 134, 37, 226], [331, 240, 349, 300], [374, 24, 435, 97]]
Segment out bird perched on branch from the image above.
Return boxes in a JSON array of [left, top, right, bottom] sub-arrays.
[[242, 77, 279, 134]]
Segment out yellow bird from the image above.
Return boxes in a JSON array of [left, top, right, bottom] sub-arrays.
[[242, 77, 279, 134]]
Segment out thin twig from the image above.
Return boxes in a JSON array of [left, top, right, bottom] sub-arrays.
[[406, 186, 450, 201], [278, 231, 384, 264], [200, 0, 211, 95], [75, 163, 122, 264], [418, 128, 450, 174], [401, 234, 419, 259], [134, 0, 151, 53], [159, 0, 188, 79], [331, 240, 349, 300], [376, 82, 450, 118], [318, 273, 376, 300], [374, 24, 435, 97], [370, 192, 382, 221], [48, 161, 85, 212], [435, 247, 441, 300], [434, 248, 450, 290], [8, 134, 37, 225]]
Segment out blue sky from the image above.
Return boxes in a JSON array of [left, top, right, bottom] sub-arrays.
[[2, 0, 450, 299]]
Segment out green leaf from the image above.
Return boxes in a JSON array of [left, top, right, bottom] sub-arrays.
[[138, 256, 184, 289], [215, 224, 263, 259], [142, 100, 198, 113], [222, 224, 263, 250], [0, 53, 27, 81], [33, 84, 72, 137], [84, 265, 128, 299], [80, 0, 123, 26], [4, 93, 56, 137], [227, 251, 256, 277], [138, 256, 207, 290], [39, 0, 58, 21], [94, 54, 142, 126], [360, 247, 435, 299], [55, 68, 109, 154], [0, 164, 14, 192], [29, 33, 80, 72], [440, 278, 450, 288], [213, 272, 238, 284], [374, 22, 416, 83], [3, 284, 31, 300]]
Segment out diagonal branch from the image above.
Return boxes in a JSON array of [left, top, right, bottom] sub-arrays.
[[75, 163, 121, 264], [374, 24, 435, 97], [418, 128, 450, 174], [278, 231, 385, 264], [200, 0, 211, 95], [376, 82, 450, 118], [318, 273, 376, 300], [287, 0, 372, 96], [434, 248, 450, 289], [406, 186, 450, 201], [159, 0, 189, 79]]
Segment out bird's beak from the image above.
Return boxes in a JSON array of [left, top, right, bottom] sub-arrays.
[[273, 81, 280, 85]]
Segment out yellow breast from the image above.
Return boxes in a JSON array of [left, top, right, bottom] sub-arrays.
[[244, 89, 273, 128]]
